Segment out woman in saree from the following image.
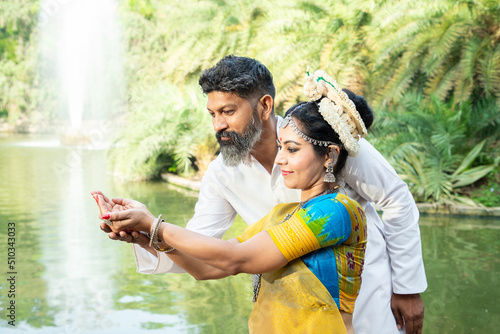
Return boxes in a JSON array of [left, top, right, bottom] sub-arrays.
[[94, 70, 371, 333]]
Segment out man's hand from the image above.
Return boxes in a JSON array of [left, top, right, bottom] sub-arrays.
[[100, 223, 150, 246], [391, 293, 425, 334]]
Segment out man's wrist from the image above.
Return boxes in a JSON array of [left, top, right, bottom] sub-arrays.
[[393, 292, 422, 297]]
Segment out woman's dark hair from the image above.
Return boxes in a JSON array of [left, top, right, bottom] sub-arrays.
[[342, 88, 374, 130], [284, 92, 373, 176], [199, 55, 276, 103]]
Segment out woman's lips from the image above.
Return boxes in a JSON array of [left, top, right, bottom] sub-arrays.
[[281, 170, 293, 176]]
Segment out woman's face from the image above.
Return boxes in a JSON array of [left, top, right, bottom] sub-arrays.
[[275, 120, 329, 201]]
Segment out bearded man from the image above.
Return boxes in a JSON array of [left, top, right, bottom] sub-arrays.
[[101, 55, 427, 334]]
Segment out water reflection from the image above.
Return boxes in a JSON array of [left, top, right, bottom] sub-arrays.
[[41, 147, 115, 332], [0, 135, 252, 333], [0, 135, 498, 333], [419, 215, 500, 333]]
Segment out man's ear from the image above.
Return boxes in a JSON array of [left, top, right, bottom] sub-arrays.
[[259, 95, 274, 121]]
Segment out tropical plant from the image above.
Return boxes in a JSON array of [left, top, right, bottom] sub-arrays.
[[0, 0, 39, 124], [159, 0, 267, 84], [252, 0, 373, 112], [374, 93, 497, 204], [119, 0, 171, 87], [370, 0, 500, 109], [108, 82, 216, 180], [112, 0, 499, 199], [471, 166, 500, 207], [122, 1, 373, 113]]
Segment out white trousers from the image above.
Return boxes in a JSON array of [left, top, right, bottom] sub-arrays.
[[353, 222, 405, 334]]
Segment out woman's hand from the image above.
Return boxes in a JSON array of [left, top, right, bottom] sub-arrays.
[[91, 191, 149, 215], [91, 191, 156, 234], [104, 208, 156, 234]]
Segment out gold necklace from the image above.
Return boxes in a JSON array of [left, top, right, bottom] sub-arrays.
[[280, 203, 302, 224], [291, 186, 339, 216]]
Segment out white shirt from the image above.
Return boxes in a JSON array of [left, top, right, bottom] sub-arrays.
[[132, 118, 427, 333], [133, 152, 299, 273]]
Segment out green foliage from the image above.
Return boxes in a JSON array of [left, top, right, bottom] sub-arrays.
[[128, 0, 155, 20], [374, 93, 498, 204], [154, 0, 268, 84], [370, 0, 500, 108], [0, 0, 498, 204], [0, 0, 39, 125], [109, 83, 216, 180], [470, 166, 500, 207], [112, 0, 498, 200], [128, 0, 498, 113], [0, 1, 37, 59], [253, 1, 372, 112]]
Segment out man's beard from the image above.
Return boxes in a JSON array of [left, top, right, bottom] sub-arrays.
[[216, 109, 263, 167]]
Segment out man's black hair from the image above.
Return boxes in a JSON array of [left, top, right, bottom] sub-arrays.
[[199, 55, 276, 103]]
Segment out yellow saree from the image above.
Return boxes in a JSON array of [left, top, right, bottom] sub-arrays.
[[237, 193, 367, 333]]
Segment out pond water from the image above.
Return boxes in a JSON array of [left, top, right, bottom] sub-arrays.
[[0, 134, 498, 333]]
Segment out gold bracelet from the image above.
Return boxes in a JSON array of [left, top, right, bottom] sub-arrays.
[[153, 242, 175, 252], [163, 246, 175, 253]]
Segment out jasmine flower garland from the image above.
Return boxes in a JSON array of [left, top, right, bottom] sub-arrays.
[[318, 97, 361, 156], [303, 69, 368, 157]]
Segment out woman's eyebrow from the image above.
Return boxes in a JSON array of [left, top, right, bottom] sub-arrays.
[[283, 140, 301, 145]]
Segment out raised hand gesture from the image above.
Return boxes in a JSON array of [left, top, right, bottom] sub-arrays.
[[91, 191, 152, 249]]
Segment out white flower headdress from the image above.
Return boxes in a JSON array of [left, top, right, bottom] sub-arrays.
[[303, 69, 367, 156]]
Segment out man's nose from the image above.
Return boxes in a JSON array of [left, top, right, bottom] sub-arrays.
[[213, 115, 228, 132]]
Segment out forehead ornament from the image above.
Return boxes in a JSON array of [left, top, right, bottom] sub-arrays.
[[280, 111, 340, 148]]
